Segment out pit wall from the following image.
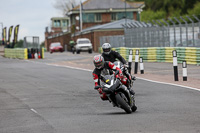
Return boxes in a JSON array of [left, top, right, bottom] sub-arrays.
[[99, 47, 200, 65], [4, 48, 44, 60]]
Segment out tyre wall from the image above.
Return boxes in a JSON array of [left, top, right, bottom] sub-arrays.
[[4, 48, 45, 60], [99, 47, 200, 65]]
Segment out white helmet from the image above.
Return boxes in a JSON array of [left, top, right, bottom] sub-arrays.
[[102, 43, 111, 54]]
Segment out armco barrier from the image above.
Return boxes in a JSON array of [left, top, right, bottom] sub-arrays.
[[4, 48, 44, 59], [99, 47, 200, 65]]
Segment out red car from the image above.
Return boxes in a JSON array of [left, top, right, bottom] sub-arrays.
[[49, 42, 63, 53]]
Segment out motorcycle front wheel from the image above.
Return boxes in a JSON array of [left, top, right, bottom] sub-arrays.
[[115, 93, 132, 114]]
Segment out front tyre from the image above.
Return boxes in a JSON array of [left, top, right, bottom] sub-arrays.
[[115, 93, 132, 114], [131, 105, 137, 112]]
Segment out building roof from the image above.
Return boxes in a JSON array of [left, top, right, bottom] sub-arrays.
[[74, 18, 148, 36], [68, 0, 145, 14]]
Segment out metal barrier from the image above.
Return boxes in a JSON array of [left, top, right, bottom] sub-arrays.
[[100, 16, 200, 48], [99, 35, 125, 47]]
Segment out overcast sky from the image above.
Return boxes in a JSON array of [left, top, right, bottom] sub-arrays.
[[0, 0, 68, 43]]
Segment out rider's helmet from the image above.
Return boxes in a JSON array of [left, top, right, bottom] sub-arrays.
[[102, 43, 111, 54], [93, 55, 105, 69]]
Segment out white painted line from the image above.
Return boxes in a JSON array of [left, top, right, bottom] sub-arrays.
[[25, 60, 200, 92], [46, 63, 92, 72], [31, 108, 38, 114], [137, 77, 200, 92]]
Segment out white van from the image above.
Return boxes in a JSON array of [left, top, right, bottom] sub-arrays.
[[75, 38, 93, 54]]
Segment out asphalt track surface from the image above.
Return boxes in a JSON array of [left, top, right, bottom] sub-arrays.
[[0, 52, 200, 133]]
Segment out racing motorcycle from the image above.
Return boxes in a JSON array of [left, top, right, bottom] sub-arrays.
[[94, 70, 137, 114], [114, 61, 135, 88]]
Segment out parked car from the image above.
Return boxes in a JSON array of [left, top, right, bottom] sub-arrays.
[[49, 42, 63, 54], [75, 38, 93, 54]]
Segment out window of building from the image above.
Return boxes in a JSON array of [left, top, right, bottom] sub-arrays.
[[62, 20, 67, 27], [111, 13, 117, 21], [95, 13, 102, 22], [82, 13, 95, 23], [72, 16, 76, 25], [54, 20, 61, 27], [57, 20, 61, 27]]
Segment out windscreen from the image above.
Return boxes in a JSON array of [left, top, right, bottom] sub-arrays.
[[78, 40, 90, 44], [51, 43, 61, 47]]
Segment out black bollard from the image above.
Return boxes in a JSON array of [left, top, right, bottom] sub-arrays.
[[128, 50, 133, 74], [173, 50, 179, 81], [134, 49, 139, 74]]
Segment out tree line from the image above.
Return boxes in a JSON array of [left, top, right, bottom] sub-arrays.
[[128, 0, 200, 23]]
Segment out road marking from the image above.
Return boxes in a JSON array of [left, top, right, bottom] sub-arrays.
[[137, 77, 200, 92], [46, 63, 92, 72], [25, 60, 200, 92], [31, 108, 38, 114], [46, 63, 200, 92]]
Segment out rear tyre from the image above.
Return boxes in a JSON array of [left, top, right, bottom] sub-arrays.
[[115, 93, 132, 114], [88, 49, 92, 54], [76, 50, 80, 54]]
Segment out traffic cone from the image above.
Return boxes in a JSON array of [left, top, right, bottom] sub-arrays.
[[35, 52, 38, 59]]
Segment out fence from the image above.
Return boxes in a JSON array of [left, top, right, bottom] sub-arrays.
[[124, 23, 200, 48], [99, 17, 200, 48], [99, 35, 125, 47]]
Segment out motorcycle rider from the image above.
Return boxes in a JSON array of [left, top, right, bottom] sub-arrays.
[[101, 43, 135, 95], [92, 55, 133, 100]]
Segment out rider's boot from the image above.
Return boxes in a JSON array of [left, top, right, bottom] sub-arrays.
[[128, 87, 135, 96], [126, 79, 135, 95]]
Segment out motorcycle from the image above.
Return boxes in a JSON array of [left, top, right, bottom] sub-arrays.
[[114, 61, 136, 88], [94, 70, 137, 114]]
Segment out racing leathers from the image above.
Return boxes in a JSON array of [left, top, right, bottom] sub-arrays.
[[92, 61, 130, 100], [102, 50, 126, 64], [102, 50, 134, 89]]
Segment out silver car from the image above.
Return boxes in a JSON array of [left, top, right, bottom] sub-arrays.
[[75, 38, 93, 54]]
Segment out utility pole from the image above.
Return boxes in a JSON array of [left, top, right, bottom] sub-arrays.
[[0, 22, 3, 44], [125, 0, 127, 25]]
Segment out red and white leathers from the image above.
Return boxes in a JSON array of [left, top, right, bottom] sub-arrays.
[[92, 61, 130, 100]]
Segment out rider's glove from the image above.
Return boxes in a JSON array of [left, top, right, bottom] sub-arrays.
[[116, 73, 123, 80], [132, 76, 136, 81], [97, 88, 103, 94], [123, 63, 129, 68]]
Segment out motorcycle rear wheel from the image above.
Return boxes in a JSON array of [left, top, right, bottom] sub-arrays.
[[115, 93, 132, 114]]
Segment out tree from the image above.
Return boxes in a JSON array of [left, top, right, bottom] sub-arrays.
[[141, 9, 166, 22], [40, 41, 45, 48], [188, 2, 200, 17], [53, 0, 78, 16], [14, 39, 24, 48]]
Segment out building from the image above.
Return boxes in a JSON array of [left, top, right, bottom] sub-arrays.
[[51, 17, 70, 33], [73, 18, 139, 52], [45, 0, 145, 52], [67, 0, 145, 32], [44, 17, 70, 50]]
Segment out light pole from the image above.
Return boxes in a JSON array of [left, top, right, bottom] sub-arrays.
[[124, 0, 127, 25], [138, 8, 143, 22], [0, 22, 3, 44]]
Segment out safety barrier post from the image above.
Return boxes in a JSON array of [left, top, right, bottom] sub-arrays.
[[182, 61, 187, 81], [134, 49, 139, 74], [128, 49, 133, 74], [140, 57, 144, 74], [173, 50, 179, 81]]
